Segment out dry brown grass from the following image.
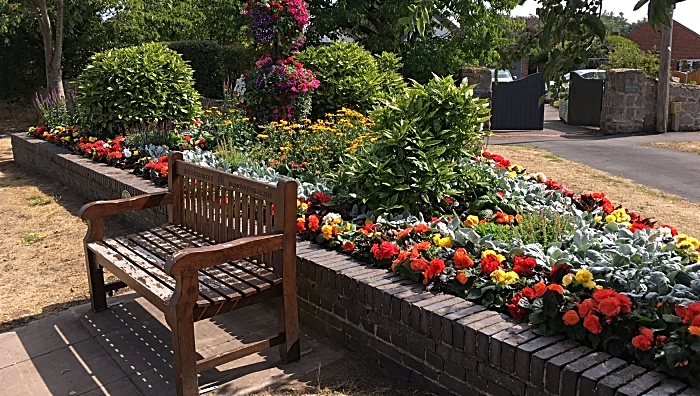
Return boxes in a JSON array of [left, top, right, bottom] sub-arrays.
[[489, 144, 700, 237], [647, 141, 700, 156], [0, 137, 127, 332]]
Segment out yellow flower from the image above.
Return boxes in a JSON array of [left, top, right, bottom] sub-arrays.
[[575, 269, 593, 284], [243, 117, 250, 122], [333, 217, 342, 225], [562, 274, 574, 286], [133, 150, 139, 156], [508, 171, 516, 179], [491, 270, 519, 285], [321, 225, 333, 240], [88, 137, 97, 142], [345, 222, 352, 231], [432, 235, 453, 248], [297, 215, 305, 222], [508, 164, 524, 173], [301, 202, 309, 211], [224, 120, 232, 125], [605, 214, 616, 223], [594, 215, 602, 223], [463, 215, 479, 228], [481, 249, 506, 263], [257, 134, 269, 139]]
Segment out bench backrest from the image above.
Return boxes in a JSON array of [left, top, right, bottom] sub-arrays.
[[167, 152, 297, 252]]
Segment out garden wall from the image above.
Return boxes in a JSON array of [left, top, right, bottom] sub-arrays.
[[601, 69, 700, 134], [10, 133, 699, 396]]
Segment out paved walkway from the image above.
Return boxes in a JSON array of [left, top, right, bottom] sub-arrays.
[[0, 293, 346, 396], [487, 106, 700, 204]]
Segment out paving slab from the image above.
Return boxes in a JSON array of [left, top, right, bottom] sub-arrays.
[[0, 293, 347, 396]]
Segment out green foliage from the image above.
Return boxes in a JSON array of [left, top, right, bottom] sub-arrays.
[[124, 128, 182, 150], [513, 211, 575, 246], [76, 43, 201, 138], [167, 41, 260, 99], [306, 0, 519, 81], [215, 138, 249, 170], [183, 107, 256, 151], [335, 75, 490, 214], [296, 42, 406, 119], [399, 39, 473, 84], [604, 36, 659, 77], [472, 222, 515, 241]]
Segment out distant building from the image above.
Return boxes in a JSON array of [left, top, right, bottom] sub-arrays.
[[626, 20, 700, 71]]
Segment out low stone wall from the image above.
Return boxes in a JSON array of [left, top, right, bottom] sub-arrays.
[[11, 133, 697, 396], [601, 69, 700, 134], [11, 133, 168, 229]]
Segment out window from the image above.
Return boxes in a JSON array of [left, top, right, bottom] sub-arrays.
[[679, 60, 700, 72]]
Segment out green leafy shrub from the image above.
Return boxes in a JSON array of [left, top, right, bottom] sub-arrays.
[[182, 107, 256, 151], [604, 36, 659, 77], [167, 41, 260, 99], [472, 222, 515, 241], [76, 43, 201, 138], [335, 75, 490, 214], [296, 42, 406, 119], [513, 211, 575, 246], [124, 126, 183, 150], [399, 40, 470, 83]]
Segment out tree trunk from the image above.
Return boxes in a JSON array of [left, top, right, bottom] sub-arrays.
[[31, 0, 65, 99], [655, 6, 674, 134]]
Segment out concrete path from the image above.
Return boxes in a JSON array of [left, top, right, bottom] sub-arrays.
[[0, 293, 346, 396], [487, 106, 700, 204]]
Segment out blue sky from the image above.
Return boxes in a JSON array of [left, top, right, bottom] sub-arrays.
[[512, 0, 700, 35]]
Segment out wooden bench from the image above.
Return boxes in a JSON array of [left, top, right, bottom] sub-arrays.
[[79, 152, 300, 396]]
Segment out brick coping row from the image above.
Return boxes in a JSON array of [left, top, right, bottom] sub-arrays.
[[11, 132, 699, 396]]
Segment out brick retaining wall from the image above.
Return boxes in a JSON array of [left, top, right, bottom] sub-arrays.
[[11, 133, 698, 396]]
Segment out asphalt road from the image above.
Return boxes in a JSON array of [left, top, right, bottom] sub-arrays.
[[487, 106, 700, 204]]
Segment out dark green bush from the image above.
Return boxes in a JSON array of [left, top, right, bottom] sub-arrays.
[[399, 40, 470, 84], [167, 41, 260, 99], [296, 42, 406, 119], [76, 43, 201, 137], [335, 75, 490, 215]]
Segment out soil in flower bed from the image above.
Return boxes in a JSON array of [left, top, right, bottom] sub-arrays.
[[0, 137, 129, 332], [490, 144, 700, 238], [648, 141, 700, 156]]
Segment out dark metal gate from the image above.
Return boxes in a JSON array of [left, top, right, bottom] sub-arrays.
[[567, 72, 604, 126], [491, 73, 545, 130]]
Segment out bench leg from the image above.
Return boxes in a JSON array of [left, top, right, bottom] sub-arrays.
[[169, 307, 198, 396], [85, 249, 107, 312], [277, 278, 300, 363]]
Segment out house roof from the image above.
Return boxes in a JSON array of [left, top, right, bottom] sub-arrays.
[[625, 20, 700, 61]]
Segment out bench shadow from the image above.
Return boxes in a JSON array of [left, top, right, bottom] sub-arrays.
[[13, 293, 311, 395]]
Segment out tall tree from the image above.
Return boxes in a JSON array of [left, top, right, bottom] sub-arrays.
[[31, 0, 66, 98]]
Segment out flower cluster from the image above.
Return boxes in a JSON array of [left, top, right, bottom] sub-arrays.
[[244, 0, 309, 51]]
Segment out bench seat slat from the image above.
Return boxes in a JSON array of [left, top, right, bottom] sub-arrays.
[[161, 225, 281, 288], [125, 232, 229, 303], [145, 228, 255, 297]]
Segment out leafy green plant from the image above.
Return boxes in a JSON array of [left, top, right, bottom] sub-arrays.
[[183, 107, 256, 150], [34, 90, 74, 129], [18, 232, 47, 245], [124, 126, 183, 151], [27, 195, 52, 206], [335, 75, 490, 214], [76, 43, 201, 138], [604, 36, 659, 77], [215, 138, 249, 170], [472, 222, 515, 242], [513, 211, 575, 246], [296, 42, 407, 119]]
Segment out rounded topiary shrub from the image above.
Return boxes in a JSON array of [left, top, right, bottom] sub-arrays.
[[77, 43, 201, 137], [296, 42, 406, 119]]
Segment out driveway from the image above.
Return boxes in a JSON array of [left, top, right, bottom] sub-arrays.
[[487, 106, 700, 204]]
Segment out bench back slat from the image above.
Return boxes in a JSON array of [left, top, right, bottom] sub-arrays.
[[167, 153, 294, 265]]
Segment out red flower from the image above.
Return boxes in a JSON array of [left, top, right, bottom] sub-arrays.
[[312, 192, 333, 204], [617, 293, 632, 314], [398, 227, 413, 238], [583, 314, 602, 334], [480, 255, 503, 275], [547, 284, 564, 294], [631, 335, 652, 351], [453, 248, 474, 269], [296, 221, 306, 232], [562, 310, 580, 326], [410, 257, 430, 271], [512, 256, 536, 276], [592, 289, 616, 301], [371, 241, 400, 261], [429, 258, 445, 276], [307, 214, 320, 231], [508, 304, 528, 319], [456, 273, 468, 285], [655, 335, 668, 346], [521, 287, 536, 300], [597, 297, 622, 318], [414, 224, 429, 233], [660, 224, 678, 237], [341, 241, 355, 252], [534, 282, 547, 297], [578, 299, 597, 318]]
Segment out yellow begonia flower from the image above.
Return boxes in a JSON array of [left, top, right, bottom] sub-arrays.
[[432, 234, 453, 248], [594, 216, 602, 223], [481, 249, 506, 263], [301, 203, 309, 211], [297, 215, 305, 222], [333, 217, 342, 225], [89, 137, 97, 142], [345, 222, 352, 231], [562, 274, 574, 286], [605, 214, 616, 223], [508, 171, 516, 179], [508, 164, 524, 173], [321, 225, 333, 240], [491, 269, 519, 285], [463, 215, 479, 228], [575, 269, 593, 284]]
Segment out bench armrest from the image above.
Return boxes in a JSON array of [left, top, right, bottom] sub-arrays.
[[164, 233, 284, 276], [79, 192, 173, 220]]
